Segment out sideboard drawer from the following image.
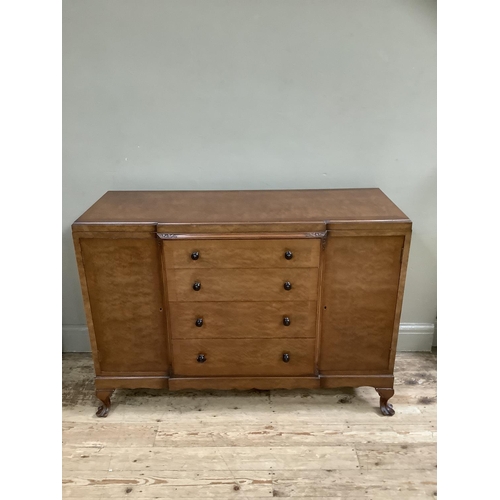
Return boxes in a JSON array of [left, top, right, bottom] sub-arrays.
[[170, 301, 317, 339], [167, 268, 319, 302], [162, 238, 320, 269], [172, 339, 315, 377]]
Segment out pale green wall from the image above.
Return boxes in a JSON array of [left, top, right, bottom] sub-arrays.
[[63, 0, 436, 328]]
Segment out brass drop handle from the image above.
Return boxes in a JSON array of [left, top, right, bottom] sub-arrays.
[[195, 318, 203, 327], [284, 251, 293, 260], [193, 282, 201, 291], [282, 353, 290, 363], [197, 354, 206, 363], [191, 251, 200, 260], [283, 317, 291, 326], [283, 281, 292, 291]]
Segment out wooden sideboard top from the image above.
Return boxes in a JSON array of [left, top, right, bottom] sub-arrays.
[[73, 188, 410, 231]]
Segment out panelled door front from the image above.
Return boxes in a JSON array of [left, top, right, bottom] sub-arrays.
[[320, 234, 405, 373]]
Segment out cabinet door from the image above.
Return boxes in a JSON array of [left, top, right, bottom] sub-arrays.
[[79, 237, 168, 373], [319, 235, 404, 373]]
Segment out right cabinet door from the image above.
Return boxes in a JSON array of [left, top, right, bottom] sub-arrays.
[[319, 234, 405, 373]]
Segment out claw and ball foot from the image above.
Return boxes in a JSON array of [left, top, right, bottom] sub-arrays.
[[96, 389, 114, 418], [375, 388, 395, 416]]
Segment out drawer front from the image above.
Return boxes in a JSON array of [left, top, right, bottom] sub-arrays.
[[163, 238, 320, 269], [170, 301, 317, 339], [172, 339, 315, 377], [167, 268, 319, 302]]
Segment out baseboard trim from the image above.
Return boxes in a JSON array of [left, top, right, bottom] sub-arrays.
[[396, 323, 435, 352], [62, 322, 436, 353], [62, 325, 91, 352]]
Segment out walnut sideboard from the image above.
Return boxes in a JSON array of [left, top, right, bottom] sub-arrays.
[[72, 189, 411, 417]]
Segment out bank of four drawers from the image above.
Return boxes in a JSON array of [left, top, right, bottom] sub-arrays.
[[163, 238, 320, 377]]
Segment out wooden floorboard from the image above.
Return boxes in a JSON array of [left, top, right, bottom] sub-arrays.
[[62, 352, 437, 498]]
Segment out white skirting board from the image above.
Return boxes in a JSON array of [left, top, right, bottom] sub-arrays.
[[62, 325, 92, 353], [396, 323, 435, 352], [62, 323, 436, 353]]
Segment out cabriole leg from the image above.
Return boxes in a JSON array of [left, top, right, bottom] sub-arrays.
[[95, 389, 114, 418], [375, 388, 395, 416]]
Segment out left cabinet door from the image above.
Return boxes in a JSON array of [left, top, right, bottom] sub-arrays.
[[76, 236, 169, 374]]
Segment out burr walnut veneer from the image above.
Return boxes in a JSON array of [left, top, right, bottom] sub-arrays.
[[72, 189, 411, 417]]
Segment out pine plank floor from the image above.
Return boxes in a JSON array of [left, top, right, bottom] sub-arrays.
[[62, 352, 437, 499]]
